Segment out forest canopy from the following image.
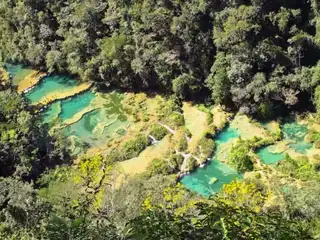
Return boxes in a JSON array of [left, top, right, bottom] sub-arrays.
[[0, 0, 320, 115]]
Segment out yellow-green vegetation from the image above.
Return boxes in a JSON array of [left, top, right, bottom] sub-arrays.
[[122, 93, 161, 123], [277, 155, 320, 181], [183, 102, 208, 145], [36, 82, 92, 106], [0, 67, 9, 88], [220, 181, 269, 213], [211, 105, 232, 130], [119, 135, 172, 175], [230, 114, 267, 139], [148, 125, 167, 141], [17, 71, 46, 93]]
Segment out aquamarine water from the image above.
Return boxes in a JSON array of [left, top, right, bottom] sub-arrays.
[[42, 101, 61, 124], [63, 92, 130, 152], [181, 126, 241, 197], [64, 109, 100, 143], [256, 146, 285, 164], [215, 125, 240, 143], [282, 122, 312, 153], [5, 63, 34, 85], [180, 160, 241, 197], [59, 91, 95, 120], [25, 75, 79, 104]]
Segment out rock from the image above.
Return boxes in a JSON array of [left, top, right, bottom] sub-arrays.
[[209, 177, 218, 185]]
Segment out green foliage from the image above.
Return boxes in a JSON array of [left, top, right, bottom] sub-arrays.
[[172, 73, 200, 99], [308, 130, 320, 149], [149, 125, 167, 141], [1, 1, 320, 239], [228, 139, 254, 173], [121, 134, 150, 160], [187, 157, 198, 172], [146, 158, 175, 177], [168, 154, 184, 171], [172, 129, 188, 152], [257, 101, 273, 119], [129, 184, 311, 240], [219, 181, 270, 213], [0, 0, 318, 114], [193, 137, 215, 163], [278, 155, 320, 181], [315, 86, 320, 118], [206, 52, 230, 104], [0, 90, 68, 178], [214, 5, 260, 49], [167, 112, 185, 127]]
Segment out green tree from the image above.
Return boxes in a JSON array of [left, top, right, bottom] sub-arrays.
[[228, 139, 254, 173], [206, 52, 230, 104]]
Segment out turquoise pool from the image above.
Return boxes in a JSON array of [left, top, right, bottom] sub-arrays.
[[25, 75, 79, 104], [181, 126, 241, 197]]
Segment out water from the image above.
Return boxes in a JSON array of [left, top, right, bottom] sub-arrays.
[[181, 126, 241, 197], [63, 92, 130, 154], [282, 122, 312, 153], [42, 101, 61, 123], [215, 125, 240, 143], [5, 63, 34, 85], [59, 91, 95, 120], [181, 160, 241, 197], [25, 75, 79, 104], [256, 146, 285, 165]]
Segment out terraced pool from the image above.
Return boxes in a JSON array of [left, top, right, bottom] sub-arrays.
[[282, 122, 312, 154], [25, 75, 79, 104], [5, 63, 34, 86], [181, 126, 242, 197], [7, 65, 130, 155]]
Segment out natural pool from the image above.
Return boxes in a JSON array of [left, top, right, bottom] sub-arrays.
[[256, 146, 285, 165], [62, 91, 130, 154], [181, 126, 241, 197], [7, 64, 130, 155], [59, 91, 95, 121], [5, 63, 35, 85], [180, 160, 241, 197], [282, 122, 312, 154], [41, 91, 95, 123], [25, 75, 79, 104]]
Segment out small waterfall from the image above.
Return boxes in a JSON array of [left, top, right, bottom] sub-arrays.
[[185, 134, 191, 142], [148, 135, 158, 144]]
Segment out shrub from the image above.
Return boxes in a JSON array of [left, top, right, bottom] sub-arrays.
[[278, 155, 319, 181], [168, 154, 184, 171], [149, 125, 167, 140], [168, 112, 185, 127], [257, 102, 273, 119], [228, 139, 254, 173], [146, 158, 175, 176], [315, 140, 320, 149], [198, 137, 215, 162], [172, 129, 188, 152], [187, 157, 198, 172], [121, 134, 150, 159]]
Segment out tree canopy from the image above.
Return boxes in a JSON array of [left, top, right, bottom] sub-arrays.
[[0, 0, 319, 114]]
